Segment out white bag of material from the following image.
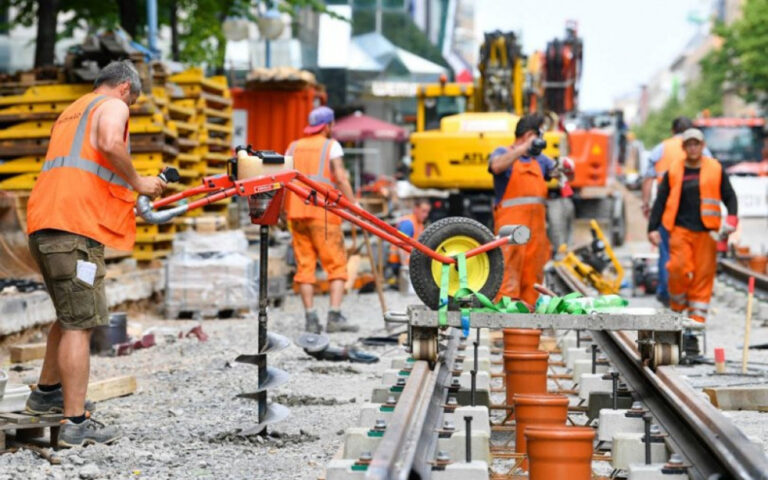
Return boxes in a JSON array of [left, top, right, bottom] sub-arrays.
[[172, 230, 248, 255]]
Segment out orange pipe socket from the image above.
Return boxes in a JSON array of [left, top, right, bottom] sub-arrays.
[[525, 425, 596, 480], [503, 350, 550, 407], [503, 329, 542, 353], [513, 394, 569, 470]]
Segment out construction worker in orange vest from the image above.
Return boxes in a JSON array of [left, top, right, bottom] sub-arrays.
[[386, 198, 431, 281], [285, 106, 358, 334], [25, 61, 165, 446], [489, 114, 573, 307], [642, 117, 712, 306], [648, 128, 738, 328]]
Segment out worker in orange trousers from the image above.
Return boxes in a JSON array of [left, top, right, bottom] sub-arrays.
[[489, 114, 573, 307], [285, 106, 358, 334], [648, 128, 738, 324], [386, 198, 431, 280]]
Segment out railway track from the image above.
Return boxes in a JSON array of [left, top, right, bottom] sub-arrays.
[[719, 258, 768, 299], [554, 265, 768, 480], [331, 266, 768, 479]]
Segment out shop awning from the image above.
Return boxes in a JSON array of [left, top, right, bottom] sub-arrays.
[[333, 111, 407, 142]]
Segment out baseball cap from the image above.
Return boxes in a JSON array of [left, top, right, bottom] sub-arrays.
[[681, 128, 704, 143], [304, 106, 335, 135]]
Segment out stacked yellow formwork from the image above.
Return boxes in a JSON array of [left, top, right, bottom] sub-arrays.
[[129, 89, 180, 262], [168, 68, 234, 224], [0, 84, 91, 190]]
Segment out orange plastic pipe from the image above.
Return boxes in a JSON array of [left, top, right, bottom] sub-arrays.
[[503, 329, 542, 354], [525, 425, 595, 479], [503, 350, 549, 407], [513, 393, 569, 470]]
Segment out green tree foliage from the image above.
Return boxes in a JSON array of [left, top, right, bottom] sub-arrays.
[[635, 0, 768, 146], [0, 0, 341, 69]]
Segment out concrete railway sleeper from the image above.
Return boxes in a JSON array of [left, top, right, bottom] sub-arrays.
[[326, 271, 768, 479]]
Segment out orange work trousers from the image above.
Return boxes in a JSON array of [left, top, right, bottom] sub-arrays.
[[666, 226, 717, 322], [290, 219, 348, 284], [494, 205, 550, 307]]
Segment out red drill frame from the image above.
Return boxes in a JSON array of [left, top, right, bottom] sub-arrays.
[[150, 170, 511, 265]]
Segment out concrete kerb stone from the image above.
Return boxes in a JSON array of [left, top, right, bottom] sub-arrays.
[[432, 460, 489, 480], [612, 432, 668, 470], [598, 408, 645, 442]]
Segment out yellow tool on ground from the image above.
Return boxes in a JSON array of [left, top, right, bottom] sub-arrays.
[[555, 219, 624, 294]]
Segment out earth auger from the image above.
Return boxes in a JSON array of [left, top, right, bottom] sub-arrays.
[[137, 145, 530, 435]]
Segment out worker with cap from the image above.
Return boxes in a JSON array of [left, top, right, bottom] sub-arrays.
[[642, 116, 712, 306], [25, 60, 165, 446], [489, 113, 573, 307], [386, 198, 431, 282], [648, 128, 738, 326], [285, 106, 358, 334]]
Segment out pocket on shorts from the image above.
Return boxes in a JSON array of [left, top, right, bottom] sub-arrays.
[[37, 236, 79, 280]]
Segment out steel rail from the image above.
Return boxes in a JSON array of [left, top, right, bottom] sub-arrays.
[[553, 266, 768, 480], [366, 331, 459, 480], [720, 258, 768, 296]]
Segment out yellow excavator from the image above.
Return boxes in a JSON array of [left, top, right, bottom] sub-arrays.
[[409, 30, 566, 227]]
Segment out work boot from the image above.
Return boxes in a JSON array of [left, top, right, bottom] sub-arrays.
[[305, 310, 322, 334], [682, 329, 701, 362], [326, 310, 359, 333], [58, 414, 121, 448], [26, 387, 95, 415]]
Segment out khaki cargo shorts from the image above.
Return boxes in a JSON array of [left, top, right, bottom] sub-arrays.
[[28, 230, 108, 330]]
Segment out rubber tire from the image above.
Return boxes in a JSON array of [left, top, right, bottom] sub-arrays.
[[410, 217, 504, 310], [611, 196, 627, 247]]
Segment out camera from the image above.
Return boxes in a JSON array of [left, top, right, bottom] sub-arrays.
[[528, 138, 547, 156]]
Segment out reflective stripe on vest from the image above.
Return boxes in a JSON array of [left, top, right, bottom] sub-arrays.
[[500, 196, 546, 208], [288, 139, 333, 184], [40, 95, 130, 189], [661, 156, 723, 231]]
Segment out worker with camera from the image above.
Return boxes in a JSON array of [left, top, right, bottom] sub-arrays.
[[489, 114, 573, 307]]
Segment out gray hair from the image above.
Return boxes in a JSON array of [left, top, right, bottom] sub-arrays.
[[94, 60, 141, 95]]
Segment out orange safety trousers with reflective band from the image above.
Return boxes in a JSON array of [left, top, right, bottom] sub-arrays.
[[284, 135, 341, 225], [666, 226, 717, 322], [661, 156, 723, 232], [26, 93, 136, 251], [387, 213, 425, 265], [493, 159, 551, 306], [655, 136, 684, 183]]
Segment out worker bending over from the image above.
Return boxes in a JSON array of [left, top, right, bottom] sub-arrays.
[[386, 198, 431, 279], [285, 106, 358, 334], [26, 61, 165, 446], [489, 114, 572, 307], [642, 117, 711, 306], [648, 128, 737, 323]]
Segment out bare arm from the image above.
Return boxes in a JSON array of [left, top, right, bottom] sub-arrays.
[[94, 99, 164, 197], [489, 143, 526, 175], [330, 157, 356, 202], [641, 177, 653, 218], [489, 134, 536, 174]]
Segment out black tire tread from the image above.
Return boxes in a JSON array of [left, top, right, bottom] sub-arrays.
[[410, 217, 504, 310]]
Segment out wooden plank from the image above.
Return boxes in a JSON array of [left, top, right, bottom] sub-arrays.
[[10, 342, 47, 363], [87, 376, 137, 403], [703, 386, 768, 411], [0, 413, 38, 425]]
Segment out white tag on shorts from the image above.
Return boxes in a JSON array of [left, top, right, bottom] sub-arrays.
[[76, 260, 97, 286]]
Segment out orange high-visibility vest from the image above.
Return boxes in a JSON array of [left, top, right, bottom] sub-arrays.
[[655, 136, 684, 183], [26, 93, 137, 250], [284, 134, 341, 224], [661, 156, 723, 232], [388, 213, 425, 265]]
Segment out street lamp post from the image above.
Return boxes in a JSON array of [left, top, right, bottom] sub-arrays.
[[257, 4, 284, 68]]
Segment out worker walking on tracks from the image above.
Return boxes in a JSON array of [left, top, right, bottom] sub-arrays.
[[25, 61, 165, 446], [489, 114, 571, 307], [386, 198, 431, 283], [285, 106, 359, 334], [648, 128, 738, 325], [642, 117, 711, 306]]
